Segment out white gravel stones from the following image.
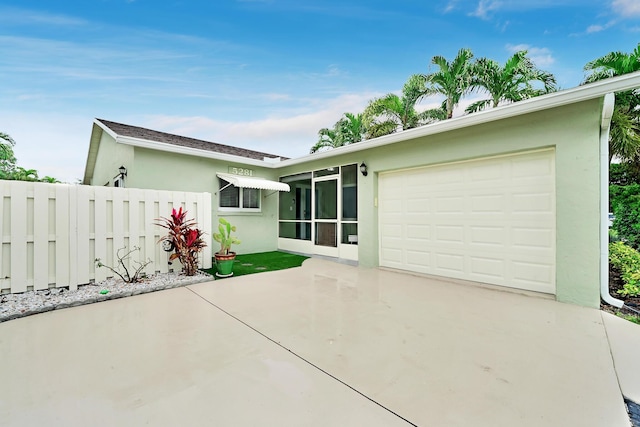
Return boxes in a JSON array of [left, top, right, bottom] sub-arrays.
[[0, 271, 213, 323]]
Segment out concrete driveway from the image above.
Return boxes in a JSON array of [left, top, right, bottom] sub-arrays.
[[0, 258, 637, 426]]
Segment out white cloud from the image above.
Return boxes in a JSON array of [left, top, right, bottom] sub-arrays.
[[469, 0, 501, 19], [586, 20, 616, 33], [141, 92, 381, 158], [443, 0, 459, 13], [587, 24, 605, 33], [506, 44, 555, 67], [612, 0, 640, 17]]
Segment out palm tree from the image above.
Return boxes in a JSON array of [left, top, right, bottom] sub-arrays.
[[40, 176, 60, 183], [11, 167, 39, 181], [583, 44, 640, 163], [466, 51, 557, 113], [584, 44, 640, 83], [335, 112, 366, 144], [0, 132, 17, 179], [363, 74, 437, 138], [422, 48, 475, 119], [310, 127, 341, 153], [309, 112, 368, 153], [0, 132, 16, 163]]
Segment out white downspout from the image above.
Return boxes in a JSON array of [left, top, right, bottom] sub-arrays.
[[600, 92, 624, 308]]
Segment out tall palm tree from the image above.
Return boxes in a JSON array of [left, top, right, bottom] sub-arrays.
[[309, 112, 368, 153], [583, 44, 640, 163], [363, 74, 437, 138], [466, 50, 557, 113], [422, 48, 475, 119]]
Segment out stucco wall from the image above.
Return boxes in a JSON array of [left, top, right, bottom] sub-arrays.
[[127, 147, 281, 255], [278, 98, 603, 307], [91, 132, 135, 187]]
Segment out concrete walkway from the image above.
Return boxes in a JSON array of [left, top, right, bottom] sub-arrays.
[[0, 258, 636, 426]]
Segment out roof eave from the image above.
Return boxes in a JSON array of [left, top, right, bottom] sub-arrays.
[[82, 120, 105, 184], [116, 135, 281, 168]]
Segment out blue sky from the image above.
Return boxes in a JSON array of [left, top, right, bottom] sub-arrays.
[[1, 0, 639, 182]]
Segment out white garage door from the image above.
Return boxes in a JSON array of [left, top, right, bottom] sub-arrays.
[[378, 149, 555, 294]]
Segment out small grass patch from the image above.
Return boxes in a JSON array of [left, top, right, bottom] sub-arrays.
[[202, 251, 309, 279], [619, 312, 640, 325]]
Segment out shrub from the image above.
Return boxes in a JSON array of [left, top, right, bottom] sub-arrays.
[[609, 228, 620, 243], [609, 241, 640, 297], [610, 183, 640, 250], [156, 207, 207, 276], [95, 246, 151, 283]]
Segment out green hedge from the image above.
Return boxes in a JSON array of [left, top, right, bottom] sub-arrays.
[[609, 241, 640, 297], [610, 183, 640, 250]]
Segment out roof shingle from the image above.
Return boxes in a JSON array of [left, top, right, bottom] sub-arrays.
[[97, 119, 287, 161]]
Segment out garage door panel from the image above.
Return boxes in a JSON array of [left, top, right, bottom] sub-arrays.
[[381, 247, 403, 264], [470, 194, 505, 212], [406, 250, 431, 269], [512, 192, 554, 213], [512, 156, 554, 178], [407, 198, 431, 213], [512, 227, 554, 249], [469, 163, 505, 182], [436, 196, 465, 213], [434, 253, 465, 274], [435, 169, 465, 185], [406, 224, 431, 240], [470, 256, 505, 279], [511, 260, 555, 289], [435, 225, 464, 244], [469, 226, 506, 246], [379, 150, 556, 294]]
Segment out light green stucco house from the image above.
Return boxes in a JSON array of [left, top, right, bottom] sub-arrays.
[[83, 72, 640, 308]]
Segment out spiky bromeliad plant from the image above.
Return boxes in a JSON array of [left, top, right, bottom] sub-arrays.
[[156, 207, 207, 276], [213, 218, 240, 255]]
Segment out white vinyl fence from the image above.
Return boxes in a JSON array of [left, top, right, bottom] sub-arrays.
[[0, 181, 212, 294]]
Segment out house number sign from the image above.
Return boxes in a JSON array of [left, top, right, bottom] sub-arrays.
[[228, 166, 253, 176]]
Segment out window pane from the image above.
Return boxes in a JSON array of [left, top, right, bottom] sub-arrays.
[[280, 175, 311, 220], [219, 179, 239, 208], [341, 164, 357, 186], [341, 164, 357, 220], [313, 168, 338, 178], [243, 188, 260, 208], [315, 222, 337, 247], [279, 222, 311, 240], [341, 223, 358, 245], [315, 180, 337, 219]]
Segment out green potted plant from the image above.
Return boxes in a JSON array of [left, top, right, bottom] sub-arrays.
[[213, 217, 241, 277]]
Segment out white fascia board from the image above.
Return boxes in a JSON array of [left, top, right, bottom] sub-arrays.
[[116, 135, 281, 169], [83, 122, 104, 184], [278, 72, 640, 168], [94, 118, 118, 140]]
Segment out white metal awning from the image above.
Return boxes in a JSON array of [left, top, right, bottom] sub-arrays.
[[216, 172, 290, 192]]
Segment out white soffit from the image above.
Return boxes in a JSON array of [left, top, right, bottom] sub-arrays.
[[217, 172, 290, 192]]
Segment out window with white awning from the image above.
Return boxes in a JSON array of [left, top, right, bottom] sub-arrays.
[[216, 172, 290, 213]]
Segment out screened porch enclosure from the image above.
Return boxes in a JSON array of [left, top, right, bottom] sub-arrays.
[[278, 164, 358, 261]]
